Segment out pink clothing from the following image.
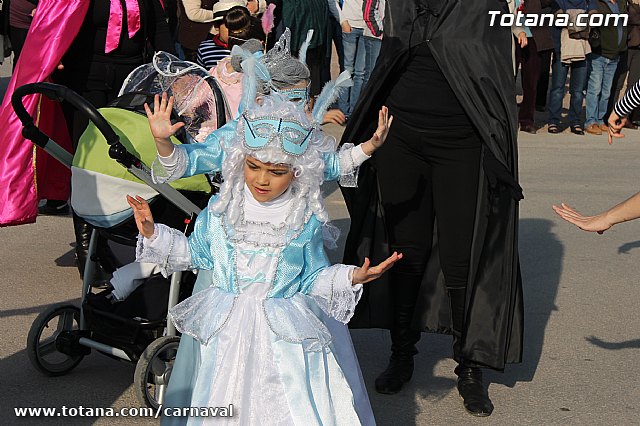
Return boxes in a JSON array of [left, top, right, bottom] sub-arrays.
[[0, 0, 89, 226], [105, 0, 141, 53], [211, 57, 243, 118]]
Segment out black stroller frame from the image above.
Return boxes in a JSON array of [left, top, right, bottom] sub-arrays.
[[12, 82, 225, 408]]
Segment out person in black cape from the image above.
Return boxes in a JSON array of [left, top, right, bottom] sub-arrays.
[[340, 0, 524, 417]]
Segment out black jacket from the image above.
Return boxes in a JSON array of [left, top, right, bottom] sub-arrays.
[[340, 0, 524, 371], [590, 0, 628, 59]]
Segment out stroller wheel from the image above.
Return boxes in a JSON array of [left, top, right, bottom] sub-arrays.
[[134, 336, 181, 409], [27, 304, 84, 376]]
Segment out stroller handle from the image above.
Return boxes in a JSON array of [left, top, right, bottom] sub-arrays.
[[12, 82, 142, 168], [11, 82, 121, 148]]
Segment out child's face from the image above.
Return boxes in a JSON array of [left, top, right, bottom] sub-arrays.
[[243, 155, 294, 203]]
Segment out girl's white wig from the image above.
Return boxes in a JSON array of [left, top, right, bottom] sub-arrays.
[[209, 93, 336, 233]]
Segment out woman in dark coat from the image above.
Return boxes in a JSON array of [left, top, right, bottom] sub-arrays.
[[341, 0, 524, 417], [55, 0, 175, 282]]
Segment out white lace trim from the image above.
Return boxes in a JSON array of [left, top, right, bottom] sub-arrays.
[[338, 143, 369, 188], [151, 145, 188, 184], [308, 264, 362, 324], [135, 224, 192, 276]]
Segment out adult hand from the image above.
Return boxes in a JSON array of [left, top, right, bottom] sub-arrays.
[[341, 21, 352, 33], [352, 252, 403, 285], [607, 110, 627, 145], [322, 109, 346, 125], [144, 92, 185, 141], [126, 195, 156, 238], [518, 32, 528, 48], [552, 203, 612, 234]]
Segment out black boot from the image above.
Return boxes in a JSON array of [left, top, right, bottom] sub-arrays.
[[454, 363, 494, 417], [375, 323, 420, 394], [375, 353, 414, 394], [447, 288, 493, 416], [376, 269, 422, 394]]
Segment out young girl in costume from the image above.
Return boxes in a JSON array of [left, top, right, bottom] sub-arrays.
[[129, 84, 396, 424]]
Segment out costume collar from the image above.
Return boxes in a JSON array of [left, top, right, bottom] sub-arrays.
[[243, 183, 293, 209]]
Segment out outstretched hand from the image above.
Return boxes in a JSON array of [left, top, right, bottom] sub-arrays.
[[352, 252, 403, 285], [126, 195, 155, 238], [356, 106, 394, 156], [144, 92, 185, 142], [369, 106, 394, 150], [552, 203, 612, 234]]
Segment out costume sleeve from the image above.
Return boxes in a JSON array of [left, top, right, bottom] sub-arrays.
[[151, 144, 188, 183], [299, 223, 363, 323], [299, 223, 332, 294], [151, 120, 237, 182], [186, 207, 216, 270], [135, 208, 215, 275], [308, 265, 363, 324], [135, 224, 193, 276], [323, 143, 371, 186], [614, 80, 640, 118], [182, 0, 215, 22]]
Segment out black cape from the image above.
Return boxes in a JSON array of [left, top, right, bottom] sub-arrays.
[[341, 0, 524, 371]]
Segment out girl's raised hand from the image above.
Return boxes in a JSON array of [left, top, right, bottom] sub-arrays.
[[126, 195, 155, 238], [144, 92, 185, 141], [352, 252, 403, 285], [370, 106, 394, 150]]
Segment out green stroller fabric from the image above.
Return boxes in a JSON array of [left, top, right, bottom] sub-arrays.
[[70, 108, 211, 228]]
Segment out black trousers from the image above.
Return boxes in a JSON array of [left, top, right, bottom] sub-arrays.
[[8, 26, 29, 70], [375, 118, 481, 360]]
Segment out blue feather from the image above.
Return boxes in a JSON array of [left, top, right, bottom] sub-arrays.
[[298, 30, 314, 65], [311, 71, 353, 124]]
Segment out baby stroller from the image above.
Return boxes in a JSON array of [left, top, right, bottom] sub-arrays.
[[12, 56, 228, 409]]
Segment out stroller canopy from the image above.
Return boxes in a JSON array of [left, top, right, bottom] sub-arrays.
[[119, 51, 230, 143]]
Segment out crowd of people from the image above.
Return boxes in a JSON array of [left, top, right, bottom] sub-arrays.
[[0, 0, 639, 425], [512, 0, 640, 136]]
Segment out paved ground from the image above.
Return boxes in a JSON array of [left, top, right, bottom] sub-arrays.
[[1, 57, 640, 425]]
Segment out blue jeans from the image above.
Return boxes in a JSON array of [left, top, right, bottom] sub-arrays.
[[548, 55, 587, 126], [363, 36, 381, 88], [339, 27, 366, 116], [585, 53, 619, 126]]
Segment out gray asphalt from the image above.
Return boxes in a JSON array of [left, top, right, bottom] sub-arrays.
[[1, 58, 640, 426]]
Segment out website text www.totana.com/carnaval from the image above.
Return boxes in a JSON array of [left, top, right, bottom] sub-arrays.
[[488, 11, 628, 28], [14, 404, 234, 419]]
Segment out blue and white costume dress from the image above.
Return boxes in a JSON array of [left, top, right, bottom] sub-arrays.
[[137, 186, 375, 425]]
